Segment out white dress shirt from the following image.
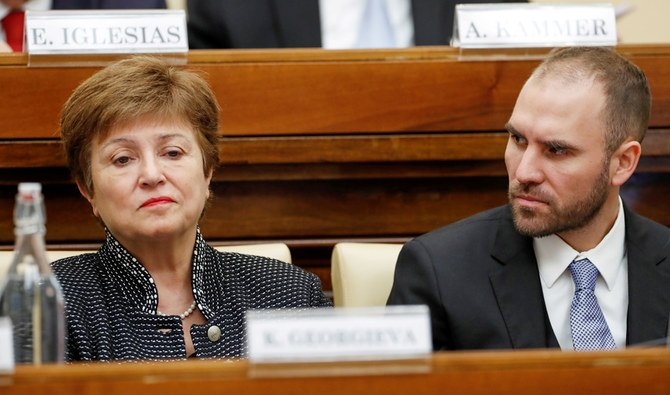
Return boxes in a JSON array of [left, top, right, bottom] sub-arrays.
[[0, 0, 50, 42], [534, 196, 628, 350], [319, 0, 413, 49]]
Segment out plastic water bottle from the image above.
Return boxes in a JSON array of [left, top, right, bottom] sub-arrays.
[[0, 183, 65, 363]]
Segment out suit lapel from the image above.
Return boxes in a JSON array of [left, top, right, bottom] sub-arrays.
[[411, 0, 451, 45], [624, 207, 670, 345], [489, 207, 555, 348]]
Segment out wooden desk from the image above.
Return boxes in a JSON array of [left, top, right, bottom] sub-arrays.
[[2, 348, 670, 395], [1, 46, 670, 286]]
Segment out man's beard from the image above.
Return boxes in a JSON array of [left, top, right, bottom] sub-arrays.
[[509, 162, 610, 238]]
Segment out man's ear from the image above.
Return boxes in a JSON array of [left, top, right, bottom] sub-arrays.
[[76, 180, 98, 217], [610, 140, 641, 187]]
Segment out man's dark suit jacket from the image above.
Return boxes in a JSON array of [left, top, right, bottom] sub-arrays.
[[187, 0, 523, 49], [387, 204, 670, 350]]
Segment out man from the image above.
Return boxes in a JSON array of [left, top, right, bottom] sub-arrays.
[[387, 46, 670, 351], [187, 0, 523, 49]]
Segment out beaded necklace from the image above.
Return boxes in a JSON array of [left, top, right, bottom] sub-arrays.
[[157, 300, 197, 320]]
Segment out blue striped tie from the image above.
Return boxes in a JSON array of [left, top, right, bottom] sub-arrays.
[[569, 258, 616, 351]]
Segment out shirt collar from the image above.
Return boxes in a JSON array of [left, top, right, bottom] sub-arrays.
[[535, 196, 626, 290]]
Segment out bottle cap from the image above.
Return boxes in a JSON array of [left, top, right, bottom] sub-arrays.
[[18, 183, 42, 194]]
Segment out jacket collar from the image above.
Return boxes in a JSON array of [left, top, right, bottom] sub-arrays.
[[98, 228, 213, 317], [489, 206, 556, 348], [488, 203, 670, 348], [623, 205, 670, 345]]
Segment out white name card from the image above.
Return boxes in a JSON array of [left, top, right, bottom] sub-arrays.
[[452, 3, 617, 48], [24, 10, 188, 55], [0, 317, 15, 373], [246, 305, 432, 363]]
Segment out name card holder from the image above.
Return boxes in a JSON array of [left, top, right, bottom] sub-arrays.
[[451, 3, 617, 61], [24, 10, 188, 67], [246, 305, 432, 373]]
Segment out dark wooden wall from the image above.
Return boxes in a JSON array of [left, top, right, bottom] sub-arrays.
[[1, 46, 670, 290]]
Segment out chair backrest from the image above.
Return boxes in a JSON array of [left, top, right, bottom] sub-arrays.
[[214, 243, 292, 264], [1, 250, 96, 283], [331, 242, 403, 307], [0, 243, 291, 283]]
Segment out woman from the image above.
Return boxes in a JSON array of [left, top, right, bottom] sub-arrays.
[[53, 56, 332, 361]]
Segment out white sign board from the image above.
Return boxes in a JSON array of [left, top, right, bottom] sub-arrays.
[[24, 10, 188, 55], [0, 317, 15, 373], [452, 3, 617, 48], [246, 305, 432, 363]]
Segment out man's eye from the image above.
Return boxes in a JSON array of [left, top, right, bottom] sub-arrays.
[[511, 134, 526, 144], [549, 145, 568, 156]]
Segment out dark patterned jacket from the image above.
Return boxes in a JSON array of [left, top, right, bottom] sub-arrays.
[[52, 231, 331, 361]]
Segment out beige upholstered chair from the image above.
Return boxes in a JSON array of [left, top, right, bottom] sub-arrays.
[[214, 243, 292, 264], [331, 242, 403, 307], [0, 243, 291, 283], [0, 250, 92, 282]]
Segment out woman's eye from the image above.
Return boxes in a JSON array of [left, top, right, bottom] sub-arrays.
[[165, 149, 183, 159], [113, 156, 131, 165]]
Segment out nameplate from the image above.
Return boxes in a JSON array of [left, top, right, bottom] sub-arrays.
[[451, 4, 617, 48], [24, 10, 188, 55], [0, 317, 15, 373], [246, 305, 432, 363]]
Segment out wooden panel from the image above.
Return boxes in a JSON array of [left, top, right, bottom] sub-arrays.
[[1, 46, 670, 286], [1, 129, 669, 169], [1, 172, 667, 243], [0, 177, 509, 243], [3, 349, 670, 395], [0, 66, 96, 139], [0, 132, 512, 169], [0, 171, 668, 290], [3, 45, 670, 139]]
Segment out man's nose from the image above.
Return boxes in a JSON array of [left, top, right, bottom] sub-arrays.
[[514, 148, 544, 185]]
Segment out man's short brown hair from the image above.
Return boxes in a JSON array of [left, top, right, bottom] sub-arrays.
[[531, 46, 651, 154]]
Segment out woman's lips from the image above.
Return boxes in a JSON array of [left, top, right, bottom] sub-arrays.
[[140, 196, 174, 208]]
